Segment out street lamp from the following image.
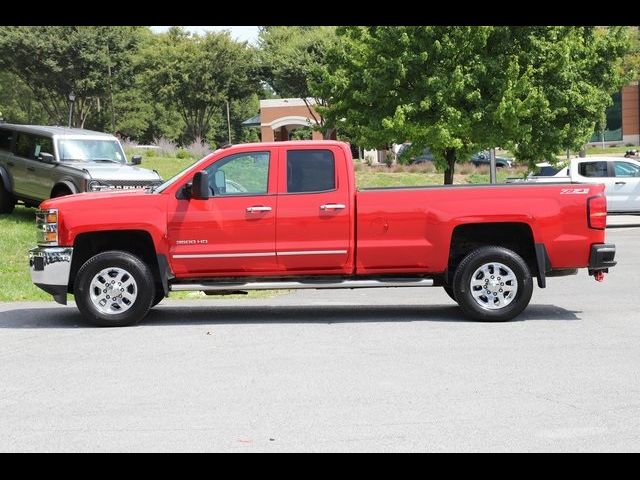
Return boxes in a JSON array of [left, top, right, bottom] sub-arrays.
[[68, 91, 76, 128]]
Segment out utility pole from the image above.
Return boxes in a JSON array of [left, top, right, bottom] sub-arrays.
[[489, 148, 497, 184], [106, 44, 115, 133], [226, 100, 232, 144]]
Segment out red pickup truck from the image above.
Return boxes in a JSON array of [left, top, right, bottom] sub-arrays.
[[29, 140, 616, 326]]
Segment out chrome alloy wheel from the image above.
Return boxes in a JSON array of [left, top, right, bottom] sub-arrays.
[[89, 267, 138, 315], [469, 262, 518, 310]]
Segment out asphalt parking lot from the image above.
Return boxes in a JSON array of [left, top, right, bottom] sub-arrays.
[[0, 227, 639, 452]]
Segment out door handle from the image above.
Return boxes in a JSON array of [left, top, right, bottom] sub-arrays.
[[27, 167, 36, 172], [246, 205, 272, 213], [320, 203, 346, 210], [615, 181, 626, 185]]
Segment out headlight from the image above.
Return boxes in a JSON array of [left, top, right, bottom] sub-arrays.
[[89, 180, 106, 192], [36, 209, 59, 246]]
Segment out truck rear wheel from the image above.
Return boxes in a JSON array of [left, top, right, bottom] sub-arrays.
[[0, 181, 16, 214], [452, 246, 533, 322], [443, 286, 457, 303], [74, 250, 155, 327]]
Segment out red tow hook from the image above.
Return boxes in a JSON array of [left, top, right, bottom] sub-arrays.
[[594, 271, 606, 282]]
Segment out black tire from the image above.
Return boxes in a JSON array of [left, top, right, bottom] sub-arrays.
[[74, 250, 155, 327], [51, 187, 72, 198], [452, 246, 533, 322], [151, 288, 166, 308], [443, 286, 457, 303], [0, 181, 16, 214]]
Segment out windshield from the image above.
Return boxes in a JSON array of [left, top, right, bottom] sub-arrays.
[[57, 139, 126, 164]]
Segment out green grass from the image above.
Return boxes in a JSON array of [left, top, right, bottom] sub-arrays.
[[584, 145, 636, 156], [142, 156, 196, 181], [0, 155, 528, 302], [0, 206, 52, 302]]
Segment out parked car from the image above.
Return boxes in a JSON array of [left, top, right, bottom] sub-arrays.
[[0, 124, 163, 214], [470, 151, 513, 168], [530, 161, 570, 177], [396, 143, 434, 164], [29, 140, 615, 327], [507, 157, 640, 213]]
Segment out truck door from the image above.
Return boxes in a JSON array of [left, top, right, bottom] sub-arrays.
[[611, 160, 640, 212], [167, 148, 279, 277], [275, 145, 354, 274], [573, 160, 618, 212]]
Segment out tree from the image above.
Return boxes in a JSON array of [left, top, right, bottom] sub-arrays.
[[500, 27, 630, 164], [139, 27, 260, 143], [0, 71, 47, 124], [320, 27, 630, 184], [0, 26, 146, 129], [258, 26, 338, 137]]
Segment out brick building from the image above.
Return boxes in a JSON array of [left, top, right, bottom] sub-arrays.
[[588, 82, 639, 146], [242, 98, 332, 142]]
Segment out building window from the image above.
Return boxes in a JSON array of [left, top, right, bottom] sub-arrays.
[[591, 91, 622, 142]]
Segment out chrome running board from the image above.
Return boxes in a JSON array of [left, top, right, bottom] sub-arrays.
[[170, 278, 434, 292]]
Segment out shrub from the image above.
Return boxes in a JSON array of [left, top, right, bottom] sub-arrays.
[[175, 148, 190, 159], [185, 136, 212, 159], [121, 138, 139, 151], [152, 137, 178, 157], [458, 163, 474, 175], [145, 149, 157, 158]]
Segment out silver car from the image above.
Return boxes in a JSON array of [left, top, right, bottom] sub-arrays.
[[0, 124, 163, 213]]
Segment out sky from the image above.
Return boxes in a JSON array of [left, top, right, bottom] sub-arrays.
[[150, 26, 259, 44]]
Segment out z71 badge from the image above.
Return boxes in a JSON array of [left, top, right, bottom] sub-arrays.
[[560, 188, 590, 195]]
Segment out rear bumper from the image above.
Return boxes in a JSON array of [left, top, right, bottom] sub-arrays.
[[588, 243, 616, 274], [29, 247, 73, 305]]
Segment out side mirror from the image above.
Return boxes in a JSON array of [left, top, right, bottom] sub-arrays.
[[191, 171, 210, 200], [39, 152, 55, 164], [131, 155, 142, 165], [214, 170, 226, 194]]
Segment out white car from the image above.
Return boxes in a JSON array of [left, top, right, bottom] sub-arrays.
[[508, 157, 640, 213]]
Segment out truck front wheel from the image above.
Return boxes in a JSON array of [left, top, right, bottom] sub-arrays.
[[74, 250, 155, 327], [452, 246, 533, 322]]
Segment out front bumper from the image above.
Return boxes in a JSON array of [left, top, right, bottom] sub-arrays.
[[29, 247, 74, 305], [588, 243, 616, 275]]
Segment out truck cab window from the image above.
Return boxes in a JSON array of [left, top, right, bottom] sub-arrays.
[[287, 150, 335, 193], [614, 161, 640, 177], [205, 152, 270, 196], [578, 161, 609, 178]]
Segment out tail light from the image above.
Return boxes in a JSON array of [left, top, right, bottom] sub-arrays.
[[587, 195, 607, 230]]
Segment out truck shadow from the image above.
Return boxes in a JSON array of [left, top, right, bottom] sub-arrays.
[[0, 303, 581, 328]]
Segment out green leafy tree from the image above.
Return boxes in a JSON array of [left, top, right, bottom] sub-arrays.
[[320, 26, 630, 184], [0, 71, 47, 124], [140, 27, 260, 143], [258, 26, 338, 137], [0, 26, 146, 129]]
